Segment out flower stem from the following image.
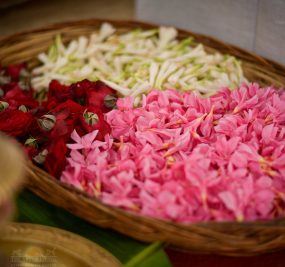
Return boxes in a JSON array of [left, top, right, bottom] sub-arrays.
[[123, 242, 164, 267]]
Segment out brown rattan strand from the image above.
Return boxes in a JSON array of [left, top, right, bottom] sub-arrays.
[[1, 19, 285, 256]]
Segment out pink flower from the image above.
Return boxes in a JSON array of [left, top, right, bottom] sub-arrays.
[[116, 96, 134, 110], [215, 115, 239, 136], [61, 84, 285, 223], [230, 83, 259, 113], [67, 129, 108, 151]]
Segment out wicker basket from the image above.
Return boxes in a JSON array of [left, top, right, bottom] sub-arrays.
[[1, 19, 285, 256]]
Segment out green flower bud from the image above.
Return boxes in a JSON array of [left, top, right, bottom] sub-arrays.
[[104, 94, 117, 109], [33, 149, 48, 164], [24, 137, 37, 148], [83, 111, 99, 126], [18, 105, 28, 112], [0, 101, 9, 111], [38, 114, 56, 131]]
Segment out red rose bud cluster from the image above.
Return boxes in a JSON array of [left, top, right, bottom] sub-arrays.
[[0, 64, 37, 137], [0, 64, 116, 178]]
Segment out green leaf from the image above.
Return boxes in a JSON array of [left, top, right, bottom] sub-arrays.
[[15, 189, 172, 267], [124, 242, 164, 267]]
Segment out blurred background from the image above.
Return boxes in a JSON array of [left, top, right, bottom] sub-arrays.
[[0, 0, 284, 64]]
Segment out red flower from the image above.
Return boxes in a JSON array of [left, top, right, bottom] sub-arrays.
[[0, 110, 33, 137], [46, 80, 71, 109], [69, 79, 92, 100], [1, 82, 26, 95], [24, 145, 38, 158], [6, 64, 26, 81], [46, 79, 117, 112], [0, 64, 114, 179], [77, 106, 111, 140], [44, 138, 68, 177], [4, 88, 38, 110], [48, 100, 84, 140], [52, 99, 84, 119], [86, 80, 117, 112]]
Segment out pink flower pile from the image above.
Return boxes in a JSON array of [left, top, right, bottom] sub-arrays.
[[61, 83, 285, 223]]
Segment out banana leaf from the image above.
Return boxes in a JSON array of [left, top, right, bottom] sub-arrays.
[[15, 189, 172, 267]]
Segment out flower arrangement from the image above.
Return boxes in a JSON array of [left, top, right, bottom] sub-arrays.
[[0, 24, 284, 224]]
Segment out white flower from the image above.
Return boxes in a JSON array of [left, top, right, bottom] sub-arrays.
[[99, 23, 115, 41], [159, 26, 177, 47], [31, 23, 247, 102]]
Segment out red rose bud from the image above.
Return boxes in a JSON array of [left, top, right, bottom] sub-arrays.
[[47, 80, 71, 104], [104, 94, 117, 109], [47, 100, 83, 140], [70, 79, 92, 99], [0, 101, 9, 111], [44, 138, 68, 177], [83, 110, 99, 126], [78, 107, 111, 140], [38, 114, 56, 131], [49, 117, 74, 140], [51, 100, 84, 119], [33, 149, 48, 164], [46, 80, 116, 113], [4, 88, 38, 109], [6, 64, 25, 81], [86, 81, 116, 112], [0, 109, 33, 137]]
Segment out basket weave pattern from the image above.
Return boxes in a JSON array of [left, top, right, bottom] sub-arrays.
[[1, 19, 285, 256]]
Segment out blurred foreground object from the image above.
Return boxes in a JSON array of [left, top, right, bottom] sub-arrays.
[[0, 0, 30, 9], [0, 223, 122, 267], [0, 133, 25, 226]]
